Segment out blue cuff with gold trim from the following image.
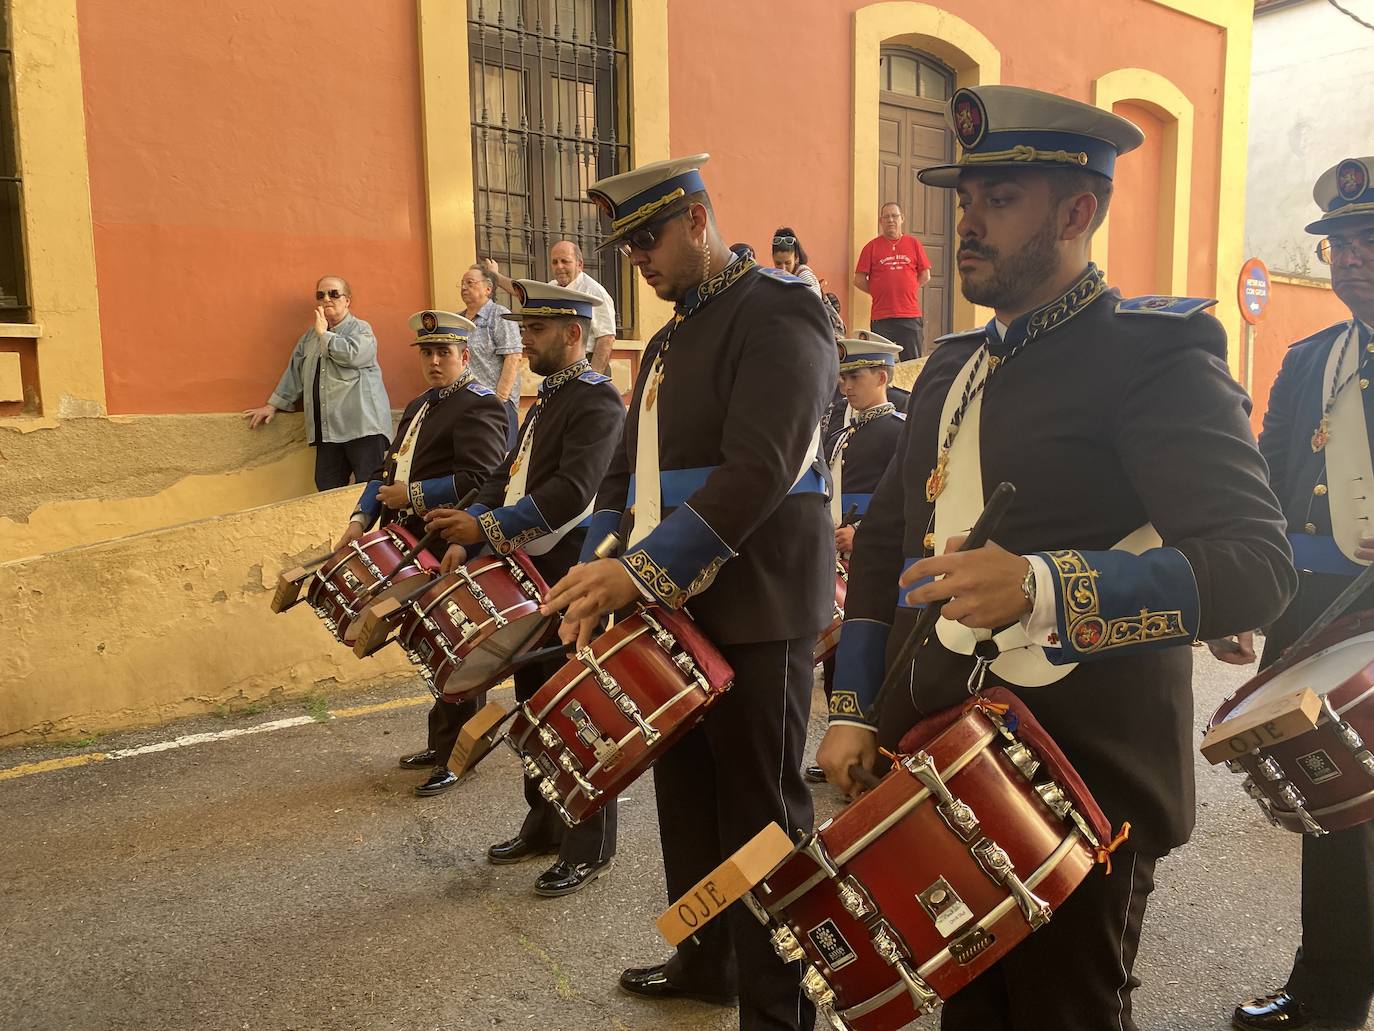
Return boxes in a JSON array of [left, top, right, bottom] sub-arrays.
[[478, 495, 551, 555], [411, 475, 459, 517], [619, 503, 734, 609], [1036, 546, 1199, 664], [828, 618, 891, 729], [352, 480, 383, 528], [580, 509, 624, 563]]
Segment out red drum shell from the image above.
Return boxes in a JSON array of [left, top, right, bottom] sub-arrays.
[[1208, 610, 1374, 833], [306, 524, 438, 644], [508, 605, 734, 824], [754, 692, 1104, 1027], [398, 551, 554, 702], [815, 558, 850, 665]]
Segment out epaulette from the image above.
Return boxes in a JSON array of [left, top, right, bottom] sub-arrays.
[[1115, 295, 1217, 319], [578, 369, 612, 385], [465, 381, 495, 396], [933, 326, 988, 345], [754, 266, 806, 285]]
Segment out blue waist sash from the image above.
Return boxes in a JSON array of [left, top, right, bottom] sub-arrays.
[[1288, 532, 1364, 577], [628, 465, 827, 509]]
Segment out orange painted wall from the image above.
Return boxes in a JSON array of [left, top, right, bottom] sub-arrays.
[[1248, 279, 1351, 432], [78, 0, 432, 415], [1108, 102, 1163, 298], [666, 0, 1226, 329]]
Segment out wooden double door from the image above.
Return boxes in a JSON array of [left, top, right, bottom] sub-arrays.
[[878, 92, 955, 338]]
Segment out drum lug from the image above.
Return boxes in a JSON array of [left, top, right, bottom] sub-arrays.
[[1225, 759, 1246, 774], [537, 778, 576, 826], [799, 966, 836, 1007], [1256, 756, 1285, 782], [770, 925, 806, 963], [1033, 782, 1073, 819], [971, 838, 1052, 930], [1003, 741, 1041, 781], [538, 723, 563, 751], [521, 756, 543, 780], [895, 959, 940, 1015], [869, 918, 911, 967], [1357, 750, 1374, 778], [1242, 777, 1283, 827], [835, 874, 876, 922], [802, 834, 841, 879], [1321, 697, 1370, 762], [557, 750, 601, 800], [901, 751, 981, 841], [1275, 783, 1327, 836]]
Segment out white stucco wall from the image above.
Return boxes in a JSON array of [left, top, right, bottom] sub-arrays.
[[1246, 0, 1374, 278]]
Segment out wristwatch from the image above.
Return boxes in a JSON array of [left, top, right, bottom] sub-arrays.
[[1020, 561, 1037, 610]]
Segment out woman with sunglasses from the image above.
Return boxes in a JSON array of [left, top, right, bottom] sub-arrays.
[[243, 275, 393, 491], [770, 227, 823, 296]]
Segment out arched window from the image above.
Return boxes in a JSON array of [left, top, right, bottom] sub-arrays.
[[879, 49, 952, 103]]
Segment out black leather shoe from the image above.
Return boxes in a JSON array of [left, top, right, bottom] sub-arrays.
[[618, 964, 737, 1006], [1233, 991, 1317, 1029], [398, 749, 438, 769], [414, 767, 460, 796], [534, 857, 613, 897], [487, 834, 560, 866], [803, 765, 827, 784]]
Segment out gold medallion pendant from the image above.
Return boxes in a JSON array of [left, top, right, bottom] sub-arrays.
[[925, 453, 950, 502], [1311, 417, 1331, 453]]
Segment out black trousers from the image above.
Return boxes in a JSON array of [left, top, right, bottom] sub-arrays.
[[512, 656, 617, 865], [657, 636, 817, 1031], [313, 434, 389, 492], [871, 316, 925, 361], [426, 695, 482, 767], [940, 847, 1156, 1030], [1284, 822, 1374, 1024]]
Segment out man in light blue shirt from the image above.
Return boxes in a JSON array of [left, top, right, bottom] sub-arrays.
[[244, 275, 392, 491], [460, 264, 523, 448]]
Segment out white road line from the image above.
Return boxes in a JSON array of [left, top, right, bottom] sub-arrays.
[[105, 716, 318, 759]]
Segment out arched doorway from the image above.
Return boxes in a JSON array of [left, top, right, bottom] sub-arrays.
[[878, 47, 955, 338]]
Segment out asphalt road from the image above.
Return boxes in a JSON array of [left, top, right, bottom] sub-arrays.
[[1, 653, 1368, 1031]]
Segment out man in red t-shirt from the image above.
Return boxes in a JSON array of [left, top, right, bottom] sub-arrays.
[[854, 201, 933, 359]]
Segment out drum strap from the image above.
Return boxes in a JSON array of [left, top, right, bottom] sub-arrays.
[[392, 402, 430, 490], [503, 360, 594, 556], [1322, 320, 1374, 566], [931, 344, 1160, 687], [828, 403, 895, 526]]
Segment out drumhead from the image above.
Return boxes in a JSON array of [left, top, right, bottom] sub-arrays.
[[1227, 629, 1374, 717], [443, 611, 553, 695]]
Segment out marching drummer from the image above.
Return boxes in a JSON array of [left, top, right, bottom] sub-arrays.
[[540, 155, 837, 1029], [815, 86, 1295, 1029], [1210, 156, 1374, 1031], [342, 311, 509, 797], [805, 332, 905, 785], [425, 281, 624, 898]]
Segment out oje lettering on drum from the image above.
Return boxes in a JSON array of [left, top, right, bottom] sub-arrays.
[[1228, 721, 1285, 754], [677, 880, 730, 927]]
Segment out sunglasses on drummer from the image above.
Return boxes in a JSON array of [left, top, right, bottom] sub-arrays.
[[615, 208, 691, 256], [315, 289, 346, 300]]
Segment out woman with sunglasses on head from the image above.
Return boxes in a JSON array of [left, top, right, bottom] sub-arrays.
[[770, 227, 822, 296], [243, 274, 393, 491]]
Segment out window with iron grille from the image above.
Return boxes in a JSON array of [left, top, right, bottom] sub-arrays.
[[0, 3, 29, 322], [468, 0, 632, 335]]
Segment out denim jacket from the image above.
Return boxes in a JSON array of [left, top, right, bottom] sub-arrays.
[[268, 313, 392, 444]]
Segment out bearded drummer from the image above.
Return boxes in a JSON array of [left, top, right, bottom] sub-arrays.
[[1209, 157, 1374, 1031], [340, 311, 509, 797], [539, 154, 837, 1030], [804, 333, 905, 786], [424, 281, 625, 898], [815, 86, 1295, 1029]]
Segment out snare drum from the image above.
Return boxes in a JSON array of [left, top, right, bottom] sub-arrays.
[[746, 688, 1111, 1029], [815, 559, 850, 665], [306, 525, 439, 645], [396, 551, 555, 702], [1207, 611, 1374, 835], [506, 605, 735, 825]]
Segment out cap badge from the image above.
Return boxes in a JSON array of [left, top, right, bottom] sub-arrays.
[[420, 311, 438, 333], [951, 89, 988, 149], [1337, 159, 1369, 203]]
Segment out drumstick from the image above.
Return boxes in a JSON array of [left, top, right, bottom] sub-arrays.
[[839, 504, 860, 529], [844, 481, 1016, 790], [1270, 557, 1374, 676], [507, 643, 574, 669]]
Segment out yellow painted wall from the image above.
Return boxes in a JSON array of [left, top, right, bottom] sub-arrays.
[[0, 488, 418, 747]]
